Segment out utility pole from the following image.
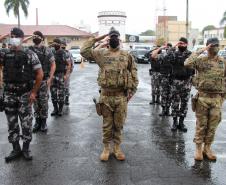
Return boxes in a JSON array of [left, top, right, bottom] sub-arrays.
[[186, 0, 189, 39]]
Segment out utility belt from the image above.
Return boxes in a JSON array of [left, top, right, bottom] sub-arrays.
[[198, 91, 223, 98], [101, 88, 126, 96], [4, 82, 33, 95]]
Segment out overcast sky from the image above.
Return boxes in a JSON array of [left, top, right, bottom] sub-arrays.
[[0, 0, 225, 34]]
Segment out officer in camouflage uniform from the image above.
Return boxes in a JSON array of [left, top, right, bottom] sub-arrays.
[[149, 47, 161, 104], [0, 28, 43, 161], [81, 27, 138, 161], [152, 43, 173, 116], [167, 38, 194, 132], [50, 39, 71, 116], [29, 31, 56, 132], [61, 41, 74, 106], [184, 38, 226, 161]]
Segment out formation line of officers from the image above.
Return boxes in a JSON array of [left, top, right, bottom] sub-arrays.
[[0, 26, 225, 163]]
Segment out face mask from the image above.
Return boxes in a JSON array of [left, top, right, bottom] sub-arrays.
[[33, 38, 42, 45], [178, 46, 187, 52], [209, 47, 219, 56], [9, 38, 22, 47], [109, 37, 119, 49], [54, 45, 61, 50]]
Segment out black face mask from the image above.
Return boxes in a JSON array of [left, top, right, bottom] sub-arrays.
[[33, 38, 42, 45], [178, 46, 187, 52], [109, 37, 119, 49], [54, 45, 61, 50]]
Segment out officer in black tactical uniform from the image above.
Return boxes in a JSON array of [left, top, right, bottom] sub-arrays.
[[167, 37, 194, 132], [149, 46, 161, 104], [0, 28, 43, 161], [152, 43, 173, 116], [50, 39, 71, 116], [29, 31, 56, 132]]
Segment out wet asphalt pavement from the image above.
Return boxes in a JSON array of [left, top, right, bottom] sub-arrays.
[[0, 63, 226, 185]]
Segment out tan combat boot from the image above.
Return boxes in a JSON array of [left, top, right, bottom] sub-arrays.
[[203, 144, 217, 161], [194, 144, 203, 161], [100, 144, 110, 161], [113, 144, 125, 161]]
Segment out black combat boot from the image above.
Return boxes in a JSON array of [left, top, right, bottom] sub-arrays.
[[22, 142, 33, 160], [155, 95, 160, 104], [149, 95, 156, 105], [65, 96, 70, 105], [5, 141, 22, 162], [51, 103, 58, 116], [171, 117, 178, 132], [165, 107, 170, 116], [32, 118, 41, 133], [178, 116, 187, 132], [40, 118, 48, 132], [159, 106, 166, 116], [58, 103, 64, 116]]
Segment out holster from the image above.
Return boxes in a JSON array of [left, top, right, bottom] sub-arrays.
[[149, 69, 153, 76], [93, 98, 102, 116], [191, 93, 199, 112]]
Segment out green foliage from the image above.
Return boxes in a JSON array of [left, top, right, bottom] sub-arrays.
[[202, 25, 216, 34], [220, 11, 226, 26], [224, 26, 226, 39], [140, 30, 155, 36], [4, 0, 30, 27]]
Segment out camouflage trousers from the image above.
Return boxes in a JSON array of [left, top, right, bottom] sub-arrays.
[[151, 72, 161, 96], [33, 80, 49, 119], [99, 93, 127, 145], [160, 74, 172, 108], [64, 73, 71, 97], [194, 93, 223, 144], [171, 78, 192, 118], [50, 73, 65, 104], [4, 91, 33, 143]]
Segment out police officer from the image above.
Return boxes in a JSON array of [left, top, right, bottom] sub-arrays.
[[167, 38, 194, 132], [81, 27, 138, 161], [149, 46, 161, 104], [61, 41, 74, 106], [50, 39, 71, 116], [0, 28, 43, 161], [152, 43, 173, 116], [29, 31, 56, 132], [185, 38, 226, 161]]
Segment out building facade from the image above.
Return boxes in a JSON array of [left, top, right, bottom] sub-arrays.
[[98, 11, 127, 41]]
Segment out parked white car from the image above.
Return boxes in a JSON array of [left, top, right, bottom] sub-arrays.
[[69, 49, 82, 63]]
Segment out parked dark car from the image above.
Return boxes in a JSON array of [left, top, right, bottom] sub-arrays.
[[130, 49, 150, 64]]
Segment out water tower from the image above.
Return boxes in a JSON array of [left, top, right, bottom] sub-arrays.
[[98, 11, 127, 42]]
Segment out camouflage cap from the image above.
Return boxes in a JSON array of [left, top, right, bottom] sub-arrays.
[[108, 27, 120, 37], [206, 37, 219, 47]]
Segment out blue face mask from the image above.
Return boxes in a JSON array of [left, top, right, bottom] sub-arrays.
[[9, 38, 22, 47]]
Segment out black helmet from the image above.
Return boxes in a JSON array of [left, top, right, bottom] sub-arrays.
[[206, 37, 219, 47], [108, 27, 120, 37], [10, 27, 24, 38]]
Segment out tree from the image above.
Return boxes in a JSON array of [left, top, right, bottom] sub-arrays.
[[202, 25, 216, 35], [140, 30, 155, 36], [156, 38, 165, 46], [220, 11, 226, 26], [224, 26, 226, 39], [4, 0, 30, 28]]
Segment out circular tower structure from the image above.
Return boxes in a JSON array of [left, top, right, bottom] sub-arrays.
[[98, 11, 127, 42]]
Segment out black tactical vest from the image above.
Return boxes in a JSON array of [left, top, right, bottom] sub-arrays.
[[3, 50, 33, 84], [54, 50, 66, 73], [171, 50, 194, 80], [159, 54, 172, 75], [151, 58, 161, 72], [29, 46, 50, 79]]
